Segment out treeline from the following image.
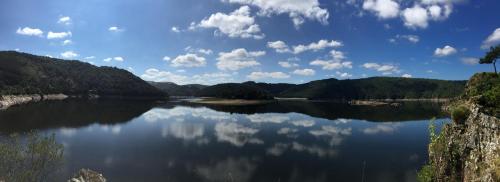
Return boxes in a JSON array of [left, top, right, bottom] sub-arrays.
[[0, 51, 167, 98], [153, 77, 466, 100]]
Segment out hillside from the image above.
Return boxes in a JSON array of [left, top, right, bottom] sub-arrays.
[[279, 77, 466, 100], [149, 82, 206, 96], [0, 51, 167, 98], [198, 83, 273, 100]]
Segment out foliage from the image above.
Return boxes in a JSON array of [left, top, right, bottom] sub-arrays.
[[0, 132, 64, 182], [479, 45, 499, 73], [149, 81, 206, 96], [417, 164, 434, 182], [0, 51, 167, 98], [279, 77, 466, 100], [451, 106, 470, 124], [198, 83, 273, 100], [464, 72, 500, 117]]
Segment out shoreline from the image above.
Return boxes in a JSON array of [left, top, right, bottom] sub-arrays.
[[0, 94, 167, 110]]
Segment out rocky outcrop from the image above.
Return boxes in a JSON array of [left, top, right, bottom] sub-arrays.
[[0, 94, 68, 110], [67, 169, 106, 182], [430, 104, 499, 181]]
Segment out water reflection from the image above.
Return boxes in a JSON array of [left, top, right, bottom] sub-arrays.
[[0, 100, 448, 182]]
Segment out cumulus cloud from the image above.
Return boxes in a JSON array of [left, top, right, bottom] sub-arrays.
[[108, 26, 124, 32], [268, 40, 343, 54], [62, 39, 72, 45], [335, 71, 353, 78], [292, 69, 315, 76], [141, 69, 233, 85], [461, 57, 479, 65], [362, 62, 400, 75], [217, 48, 263, 71], [163, 56, 171, 61], [16, 27, 43, 37], [402, 74, 413, 78], [481, 28, 500, 49], [60, 51, 78, 59], [57, 16, 71, 25], [401, 5, 429, 29], [310, 49, 352, 70], [362, 0, 400, 19], [103, 57, 124, 62], [247, 72, 290, 80], [221, 0, 329, 28], [278, 61, 299, 68], [267, 40, 291, 53], [47, 31, 72, 39], [171, 53, 207, 67], [292, 40, 343, 54], [390, 34, 420, 43], [197, 6, 264, 39], [434, 45, 457, 57], [291, 120, 315, 127], [171, 26, 181, 33]]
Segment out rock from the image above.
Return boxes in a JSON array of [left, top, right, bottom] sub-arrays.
[[0, 94, 68, 110], [67, 169, 106, 182], [430, 104, 500, 181]]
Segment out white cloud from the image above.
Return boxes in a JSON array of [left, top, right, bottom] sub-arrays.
[[247, 72, 290, 80], [267, 40, 291, 53], [141, 69, 189, 83], [461, 57, 479, 65], [362, 62, 400, 75], [62, 39, 72, 45], [335, 71, 353, 78], [114, 57, 124, 62], [60, 51, 78, 59], [215, 122, 261, 147], [216, 48, 263, 71], [310, 60, 352, 70], [434, 45, 457, 57], [402, 74, 412, 78], [481, 28, 500, 49], [16, 27, 43, 37], [171, 26, 180, 33], [247, 114, 289, 123], [402, 5, 429, 29], [221, 0, 329, 28], [47, 31, 72, 39], [198, 49, 213, 55], [362, 0, 400, 19], [108, 26, 124, 32], [84, 56, 95, 60], [292, 39, 343, 54], [291, 120, 315, 127], [278, 61, 299, 68], [171, 53, 206, 67], [57, 16, 71, 25], [163, 56, 171, 61], [197, 6, 264, 39], [292, 69, 315, 76], [103, 57, 124, 62], [390, 34, 420, 43]]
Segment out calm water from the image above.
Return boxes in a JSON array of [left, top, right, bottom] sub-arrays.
[[0, 100, 448, 182]]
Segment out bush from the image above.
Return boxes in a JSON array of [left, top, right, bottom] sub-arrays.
[[451, 106, 470, 124], [417, 164, 434, 182]]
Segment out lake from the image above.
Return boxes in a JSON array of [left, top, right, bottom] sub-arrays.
[[0, 99, 448, 182]]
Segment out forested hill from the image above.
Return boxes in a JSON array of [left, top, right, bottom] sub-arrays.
[[156, 77, 466, 100], [149, 82, 206, 96], [0, 51, 167, 98], [280, 77, 466, 100]]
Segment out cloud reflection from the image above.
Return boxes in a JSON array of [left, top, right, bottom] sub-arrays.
[[215, 122, 262, 147]]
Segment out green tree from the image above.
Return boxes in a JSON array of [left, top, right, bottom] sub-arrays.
[[480, 45, 500, 74]]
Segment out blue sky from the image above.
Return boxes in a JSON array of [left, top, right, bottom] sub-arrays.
[[1, 0, 499, 85]]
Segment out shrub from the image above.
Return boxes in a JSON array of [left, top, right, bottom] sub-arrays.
[[451, 106, 470, 124]]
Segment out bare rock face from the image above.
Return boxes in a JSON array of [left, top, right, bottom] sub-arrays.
[[67, 169, 106, 182], [430, 104, 500, 181]]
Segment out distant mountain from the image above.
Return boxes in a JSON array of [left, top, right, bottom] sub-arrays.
[[198, 82, 274, 99], [149, 82, 206, 96], [163, 77, 465, 100], [279, 77, 466, 100], [0, 51, 167, 98]]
